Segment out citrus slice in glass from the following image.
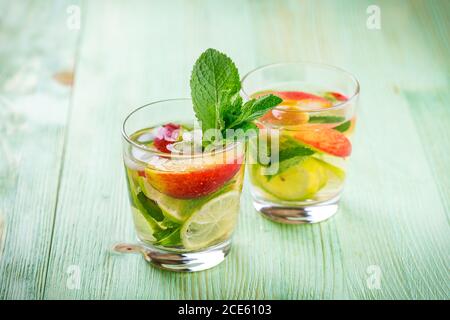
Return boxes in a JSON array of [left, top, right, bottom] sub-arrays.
[[180, 191, 240, 250], [131, 207, 157, 242], [138, 177, 194, 223], [254, 157, 327, 201]]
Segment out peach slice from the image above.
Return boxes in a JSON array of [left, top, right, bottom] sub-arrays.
[[259, 105, 309, 126], [275, 91, 332, 109], [254, 90, 332, 109], [275, 91, 330, 102], [325, 91, 348, 102], [293, 125, 352, 157], [145, 161, 242, 199]]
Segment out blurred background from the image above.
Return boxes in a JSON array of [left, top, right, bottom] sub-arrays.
[[0, 0, 449, 300]]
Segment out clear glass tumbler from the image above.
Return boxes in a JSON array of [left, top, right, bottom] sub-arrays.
[[242, 62, 359, 224], [121, 99, 245, 271]]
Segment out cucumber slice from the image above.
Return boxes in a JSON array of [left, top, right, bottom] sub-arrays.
[[253, 157, 327, 201]]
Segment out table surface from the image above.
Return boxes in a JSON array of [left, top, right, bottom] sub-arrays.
[[0, 0, 449, 300]]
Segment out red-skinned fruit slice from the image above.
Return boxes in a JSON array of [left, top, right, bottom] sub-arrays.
[[330, 92, 348, 101], [252, 90, 331, 107], [153, 123, 181, 153], [326, 91, 348, 102], [293, 125, 352, 157], [275, 91, 330, 103], [256, 90, 332, 126], [145, 162, 242, 199], [265, 91, 332, 111], [137, 170, 146, 177], [259, 105, 309, 126]]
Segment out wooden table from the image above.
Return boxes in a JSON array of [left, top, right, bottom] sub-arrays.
[[1, 0, 449, 300]]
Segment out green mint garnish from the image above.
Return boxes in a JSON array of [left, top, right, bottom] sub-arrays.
[[190, 48, 282, 140], [334, 120, 351, 132], [228, 94, 284, 129], [278, 136, 315, 160], [308, 115, 345, 124], [260, 135, 315, 179], [136, 192, 164, 222], [268, 156, 308, 180], [190, 49, 240, 132], [153, 223, 181, 246]]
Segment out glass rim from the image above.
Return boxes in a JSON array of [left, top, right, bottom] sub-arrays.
[[121, 98, 242, 159], [240, 61, 360, 113]]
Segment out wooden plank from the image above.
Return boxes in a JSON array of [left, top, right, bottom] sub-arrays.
[[43, 0, 196, 300], [14, 0, 450, 299], [320, 0, 450, 299], [403, 91, 450, 220], [42, 0, 336, 299], [405, 0, 450, 220], [0, 0, 83, 299]]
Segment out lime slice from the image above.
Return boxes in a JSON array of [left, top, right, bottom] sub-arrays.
[[160, 200, 200, 223], [315, 158, 346, 181], [181, 191, 240, 250], [138, 177, 206, 223], [131, 207, 156, 242], [314, 158, 346, 193], [138, 176, 242, 224], [253, 157, 327, 201]]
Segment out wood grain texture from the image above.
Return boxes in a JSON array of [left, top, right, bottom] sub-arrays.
[[1, 0, 449, 299], [0, 0, 83, 299]]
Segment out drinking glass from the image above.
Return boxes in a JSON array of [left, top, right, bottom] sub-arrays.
[[122, 99, 245, 271], [242, 62, 359, 224]]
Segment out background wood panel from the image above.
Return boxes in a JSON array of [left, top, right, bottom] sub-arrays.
[[1, 0, 449, 299], [0, 0, 82, 299]]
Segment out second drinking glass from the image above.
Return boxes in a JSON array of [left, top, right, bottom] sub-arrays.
[[242, 62, 359, 224]]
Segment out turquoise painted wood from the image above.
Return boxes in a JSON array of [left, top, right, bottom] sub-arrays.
[[1, 0, 449, 299]]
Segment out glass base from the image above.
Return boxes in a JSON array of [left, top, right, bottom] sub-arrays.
[[113, 240, 231, 272], [253, 194, 341, 224]]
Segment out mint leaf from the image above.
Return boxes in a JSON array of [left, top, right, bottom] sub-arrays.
[[278, 136, 315, 161], [190, 49, 241, 132], [258, 135, 314, 166], [220, 91, 243, 128], [334, 120, 351, 132], [153, 225, 181, 246], [238, 121, 258, 132], [229, 94, 282, 129], [137, 192, 164, 222], [267, 156, 309, 179], [153, 218, 182, 246], [262, 136, 315, 179], [309, 115, 345, 124], [190, 49, 281, 144]]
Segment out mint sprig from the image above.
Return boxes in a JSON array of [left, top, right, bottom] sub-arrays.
[[260, 135, 315, 179], [278, 136, 315, 160], [308, 115, 345, 124], [228, 95, 284, 129], [190, 48, 282, 139], [334, 120, 351, 132]]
